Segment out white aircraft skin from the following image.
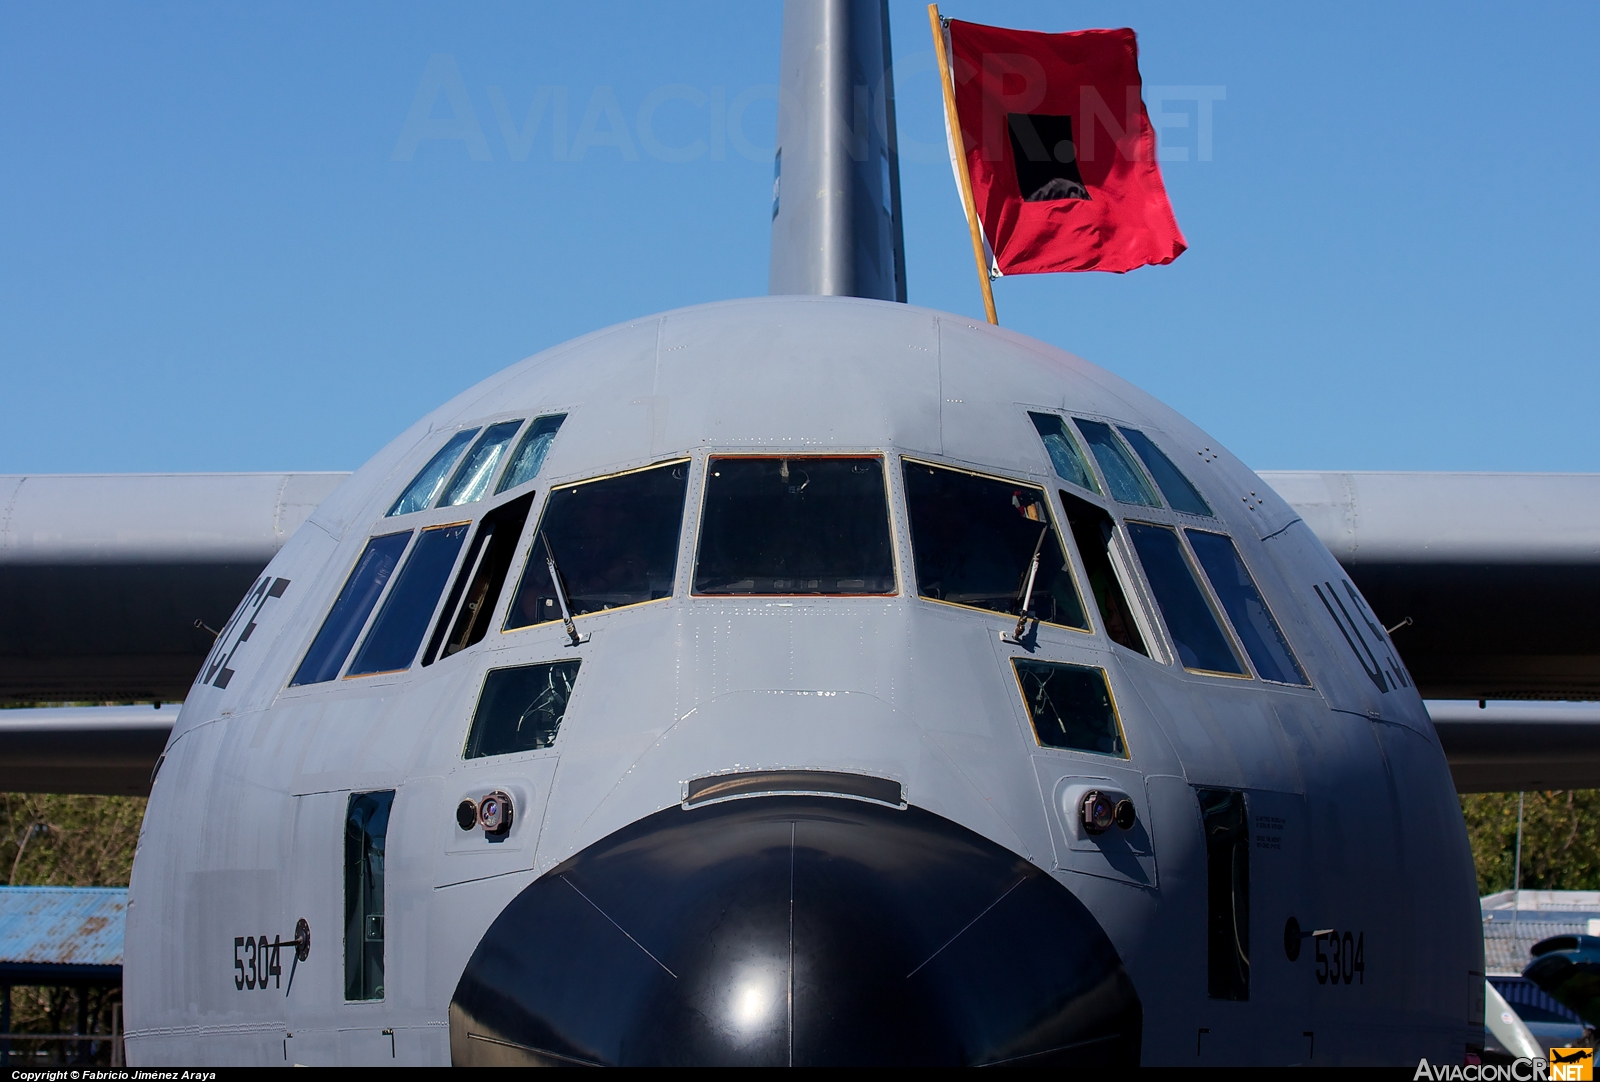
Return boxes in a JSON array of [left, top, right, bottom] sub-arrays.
[[123, 296, 1482, 1067]]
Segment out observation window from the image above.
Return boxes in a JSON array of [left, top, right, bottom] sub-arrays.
[[1011, 660, 1124, 756], [694, 457, 895, 596], [290, 531, 412, 686], [346, 522, 470, 676], [344, 789, 393, 1002], [1060, 492, 1146, 655], [388, 429, 479, 516], [903, 462, 1086, 629], [505, 460, 689, 629], [1186, 530, 1308, 686], [497, 414, 566, 494], [1198, 787, 1250, 1001], [425, 494, 534, 665], [464, 660, 582, 757], [1073, 420, 1160, 508], [439, 420, 524, 507], [1028, 412, 1099, 494], [1126, 524, 1245, 675], [1118, 427, 1212, 516]]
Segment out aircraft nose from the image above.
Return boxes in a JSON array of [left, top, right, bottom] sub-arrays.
[[449, 794, 1141, 1066]]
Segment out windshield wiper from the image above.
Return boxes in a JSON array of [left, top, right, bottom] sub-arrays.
[[1003, 525, 1049, 646], [541, 532, 589, 646]]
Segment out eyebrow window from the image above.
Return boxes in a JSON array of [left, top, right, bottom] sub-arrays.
[[903, 462, 1086, 629], [1011, 660, 1125, 756], [291, 531, 413, 686], [1060, 492, 1146, 655], [694, 457, 895, 596], [497, 414, 566, 494], [424, 493, 534, 665], [464, 661, 582, 757], [388, 429, 479, 516], [347, 523, 471, 676], [439, 420, 524, 508], [1118, 427, 1212, 516], [1028, 412, 1100, 494], [505, 461, 689, 630], [1073, 420, 1160, 508], [1126, 523, 1245, 676], [1186, 530, 1308, 686]]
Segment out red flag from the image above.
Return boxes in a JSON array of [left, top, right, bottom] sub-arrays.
[[945, 20, 1185, 275]]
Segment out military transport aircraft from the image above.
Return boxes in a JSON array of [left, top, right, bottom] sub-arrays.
[[2, 0, 1598, 1068]]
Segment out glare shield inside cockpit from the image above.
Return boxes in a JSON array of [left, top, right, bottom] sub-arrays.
[[504, 460, 689, 629], [903, 462, 1087, 629], [693, 457, 895, 595]]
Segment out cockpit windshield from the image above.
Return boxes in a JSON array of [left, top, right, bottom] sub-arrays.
[[693, 457, 895, 595], [903, 461, 1087, 629], [504, 460, 689, 629]]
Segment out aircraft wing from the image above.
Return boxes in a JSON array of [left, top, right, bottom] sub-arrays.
[[2, 469, 1597, 795]]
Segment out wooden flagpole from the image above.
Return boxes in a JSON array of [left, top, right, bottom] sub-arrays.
[[928, 4, 998, 325]]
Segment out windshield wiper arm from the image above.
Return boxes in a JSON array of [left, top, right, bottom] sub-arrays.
[[1004, 525, 1049, 645], [542, 532, 589, 646]]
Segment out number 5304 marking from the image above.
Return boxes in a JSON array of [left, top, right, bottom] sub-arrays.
[[1315, 929, 1365, 985], [234, 935, 282, 990]]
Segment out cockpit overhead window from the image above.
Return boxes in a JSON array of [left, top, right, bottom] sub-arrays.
[[1126, 523, 1246, 676], [504, 460, 689, 630], [388, 429, 479, 517], [496, 414, 566, 495], [1117, 427, 1213, 517], [1072, 420, 1160, 508], [347, 522, 471, 676], [693, 457, 895, 596], [291, 531, 412, 686], [439, 420, 525, 508], [1028, 412, 1100, 494], [1011, 660, 1125, 756], [1186, 530, 1308, 686], [464, 660, 581, 757], [903, 462, 1087, 629]]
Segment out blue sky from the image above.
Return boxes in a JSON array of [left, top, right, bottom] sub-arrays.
[[1, 1, 1595, 474]]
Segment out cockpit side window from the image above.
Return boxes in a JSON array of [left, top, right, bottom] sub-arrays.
[[1125, 523, 1246, 675], [903, 461, 1087, 629], [1072, 420, 1161, 508], [291, 531, 413, 686], [387, 429, 479, 517], [1186, 530, 1308, 686], [424, 493, 535, 665], [1118, 427, 1212, 517], [693, 457, 895, 596], [464, 660, 581, 757], [505, 460, 689, 629], [1027, 412, 1100, 494], [1060, 492, 1146, 655], [439, 420, 524, 508], [347, 523, 471, 676], [1011, 660, 1125, 756], [497, 414, 566, 494]]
